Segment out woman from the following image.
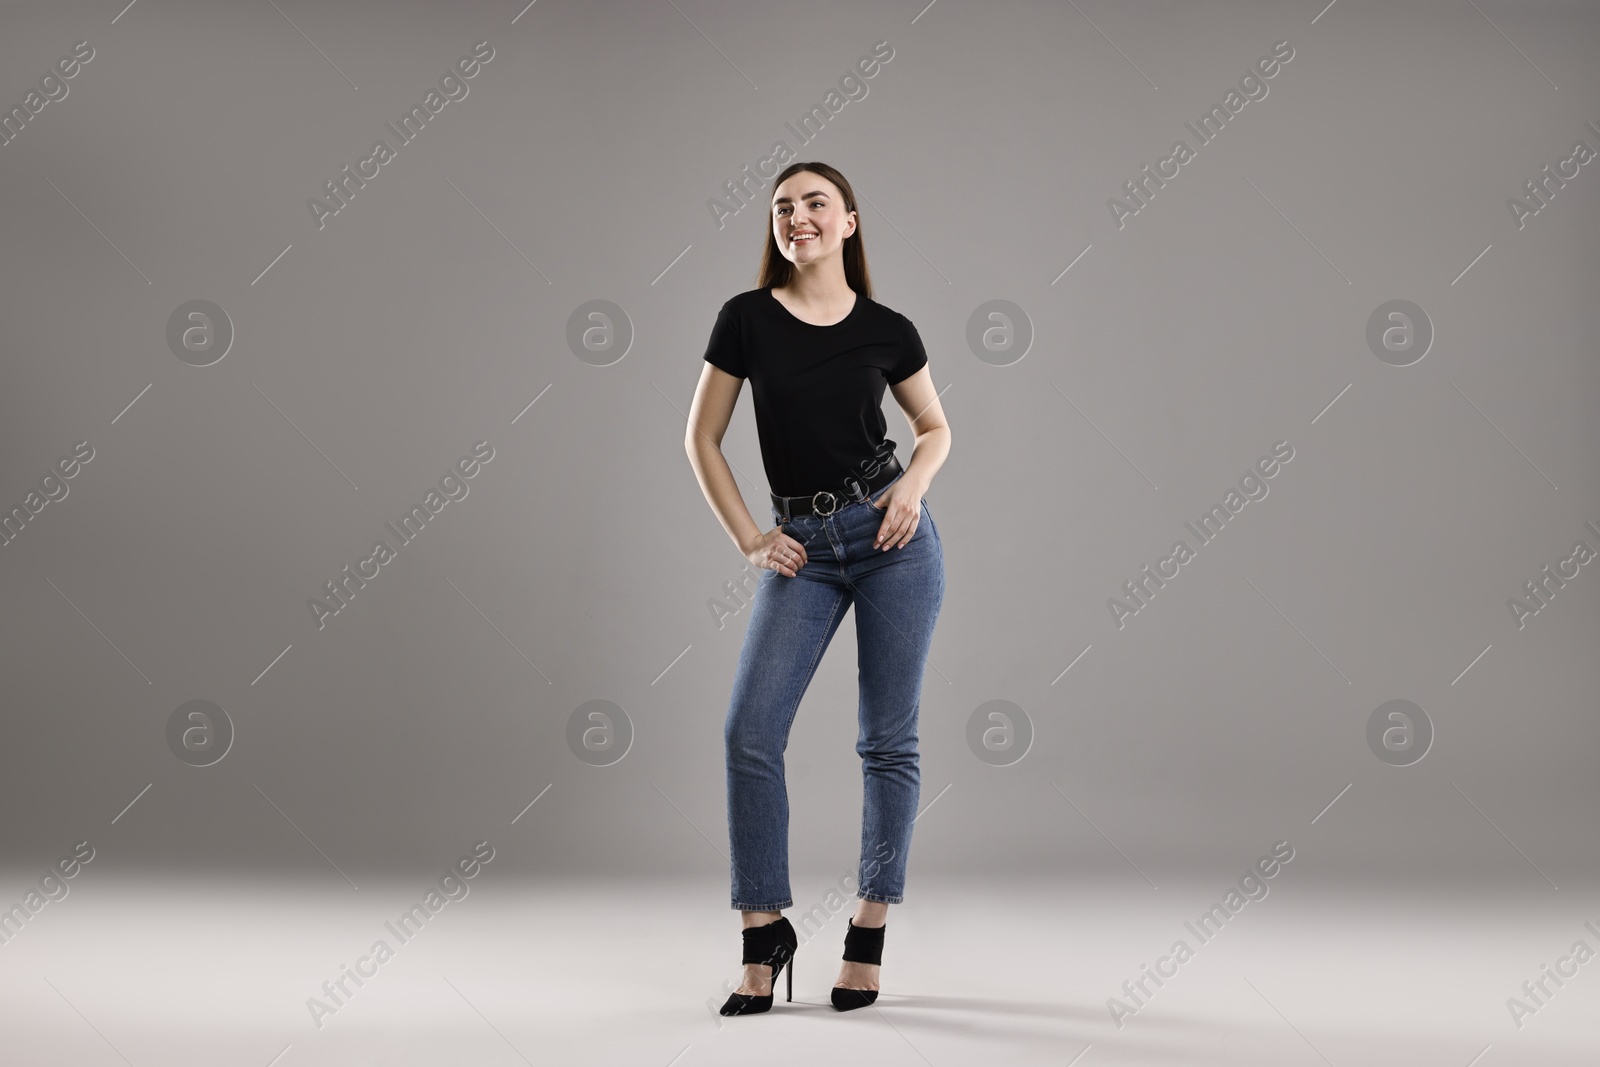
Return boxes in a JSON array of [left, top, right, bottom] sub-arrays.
[[684, 162, 951, 1014]]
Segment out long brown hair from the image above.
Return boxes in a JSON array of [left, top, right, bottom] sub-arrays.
[[757, 162, 874, 300]]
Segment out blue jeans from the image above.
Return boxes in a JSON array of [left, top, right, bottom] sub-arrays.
[[724, 469, 946, 910]]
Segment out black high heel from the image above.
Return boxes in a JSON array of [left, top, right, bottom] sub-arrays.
[[719, 916, 797, 1016], [831, 918, 885, 1011]]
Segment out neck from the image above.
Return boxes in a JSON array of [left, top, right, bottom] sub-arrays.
[[777, 263, 852, 304]]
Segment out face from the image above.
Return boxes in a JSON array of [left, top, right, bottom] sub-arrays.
[[771, 173, 856, 266]]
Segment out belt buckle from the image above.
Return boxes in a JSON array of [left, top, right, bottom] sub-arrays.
[[811, 490, 840, 517]]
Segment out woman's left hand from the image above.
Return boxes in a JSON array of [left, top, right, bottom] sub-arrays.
[[868, 484, 923, 550]]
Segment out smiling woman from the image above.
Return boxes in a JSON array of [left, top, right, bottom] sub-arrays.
[[684, 160, 952, 1015]]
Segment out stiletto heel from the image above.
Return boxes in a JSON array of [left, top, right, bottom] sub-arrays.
[[831, 918, 885, 1011], [719, 916, 798, 1016]]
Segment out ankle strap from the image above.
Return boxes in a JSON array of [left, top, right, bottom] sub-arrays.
[[740, 917, 793, 965], [841, 918, 885, 965]]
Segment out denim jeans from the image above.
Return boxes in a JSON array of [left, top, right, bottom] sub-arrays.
[[724, 469, 946, 911]]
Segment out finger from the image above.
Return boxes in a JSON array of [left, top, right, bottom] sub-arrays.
[[784, 536, 808, 565]]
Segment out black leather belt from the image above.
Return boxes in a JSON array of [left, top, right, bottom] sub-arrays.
[[771, 454, 903, 522]]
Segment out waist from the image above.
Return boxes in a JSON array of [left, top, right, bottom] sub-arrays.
[[770, 454, 903, 520]]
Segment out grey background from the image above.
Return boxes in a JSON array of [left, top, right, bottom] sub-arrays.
[[2, 0, 1596, 899]]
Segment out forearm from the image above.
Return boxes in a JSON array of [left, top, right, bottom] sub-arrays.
[[686, 438, 763, 555], [900, 425, 951, 495]]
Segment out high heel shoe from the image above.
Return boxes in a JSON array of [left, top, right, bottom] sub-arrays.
[[719, 916, 797, 1016], [830, 917, 885, 1011]]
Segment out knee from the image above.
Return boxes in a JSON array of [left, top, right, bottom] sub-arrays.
[[857, 740, 919, 769], [725, 712, 779, 765]]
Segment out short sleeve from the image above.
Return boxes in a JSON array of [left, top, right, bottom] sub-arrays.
[[887, 314, 928, 385], [702, 299, 745, 378]]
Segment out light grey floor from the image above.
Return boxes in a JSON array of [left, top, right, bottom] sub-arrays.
[[4, 872, 1598, 1065]]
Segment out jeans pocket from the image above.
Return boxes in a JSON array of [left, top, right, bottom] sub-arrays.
[[866, 470, 906, 512]]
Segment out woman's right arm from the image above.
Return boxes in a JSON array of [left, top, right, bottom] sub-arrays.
[[684, 363, 807, 575], [685, 362, 764, 555]]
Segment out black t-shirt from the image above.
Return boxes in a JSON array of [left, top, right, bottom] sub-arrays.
[[702, 285, 928, 498]]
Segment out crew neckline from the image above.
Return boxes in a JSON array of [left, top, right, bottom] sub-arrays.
[[766, 285, 860, 328]]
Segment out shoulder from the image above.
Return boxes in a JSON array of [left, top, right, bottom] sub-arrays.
[[864, 299, 921, 340], [856, 294, 913, 325], [708, 288, 771, 326], [722, 287, 769, 310]]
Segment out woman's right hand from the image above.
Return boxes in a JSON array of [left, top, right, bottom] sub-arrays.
[[745, 525, 808, 577]]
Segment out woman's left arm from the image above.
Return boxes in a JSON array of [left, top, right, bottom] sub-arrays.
[[891, 365, 950, 494], [870, 366, 950, 547]]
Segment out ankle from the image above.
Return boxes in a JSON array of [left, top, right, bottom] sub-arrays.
[[740, 909, 783, 928]]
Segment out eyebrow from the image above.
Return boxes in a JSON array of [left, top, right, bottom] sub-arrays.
[[772, 190, 831, 206]]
